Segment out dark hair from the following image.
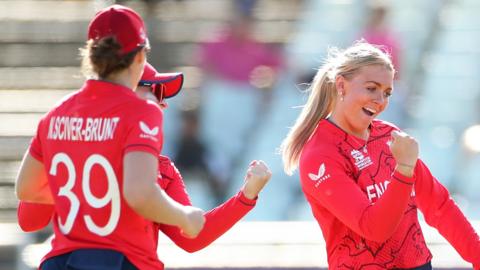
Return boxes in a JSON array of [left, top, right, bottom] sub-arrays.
[[80, 36, 143, 79]]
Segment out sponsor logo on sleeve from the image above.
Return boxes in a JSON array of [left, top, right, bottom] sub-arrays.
[[309, 163, 331, 187], [139, 121, 159, 141]]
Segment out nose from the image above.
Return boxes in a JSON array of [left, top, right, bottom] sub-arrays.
[[373, 91, 385, 104]]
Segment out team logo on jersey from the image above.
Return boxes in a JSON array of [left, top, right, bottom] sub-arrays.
[[350, 149, 372, 170], [139, 121, 159, 141], [309, 163, 330, 187], [366, 180, 416, 202]]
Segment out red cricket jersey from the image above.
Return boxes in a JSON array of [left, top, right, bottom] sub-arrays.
[[299, 119, 480, 269], [18, 156, 256, 268], [29, 80, 165, 270]]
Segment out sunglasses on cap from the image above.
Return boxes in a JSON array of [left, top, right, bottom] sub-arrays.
[[138, 81, 166, 101]]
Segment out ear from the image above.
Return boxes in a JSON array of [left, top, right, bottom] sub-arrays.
[[335, 75, 346, 95], [134, 49, 146, 65]]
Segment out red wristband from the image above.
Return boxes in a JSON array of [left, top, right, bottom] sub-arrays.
[[238, 191, 257, 206]]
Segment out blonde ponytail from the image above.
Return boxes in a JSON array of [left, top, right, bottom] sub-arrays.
[[280, 65, 337, 175]]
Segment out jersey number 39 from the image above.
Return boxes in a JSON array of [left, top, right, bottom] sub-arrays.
[[49, 153, 120, 236]]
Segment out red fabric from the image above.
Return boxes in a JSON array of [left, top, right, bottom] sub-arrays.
[[414, 160, 480, 267], [88, 5, 147, 54], [300, 119, 480, 269], [140, 63, 184, 99], [17, 202, 54, 232], [29, 80, 164, 270], [18, 155, 256, 268]]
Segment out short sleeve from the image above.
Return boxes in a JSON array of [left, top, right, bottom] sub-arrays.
[[29, 115, 47, 162], [124, 102, 164, 156]]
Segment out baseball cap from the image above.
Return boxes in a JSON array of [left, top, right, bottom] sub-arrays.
[[139, 63, 184, 100], [87, 5, 148, 55]]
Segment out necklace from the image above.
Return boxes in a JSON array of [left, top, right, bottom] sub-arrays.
[[350, 129, 370, 153]]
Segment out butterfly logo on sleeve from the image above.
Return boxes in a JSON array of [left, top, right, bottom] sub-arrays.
[[140, 121, 158, 135], [308, 163, 331, 187], [139, 121, 159, 141], [309, 163, 325, 181]]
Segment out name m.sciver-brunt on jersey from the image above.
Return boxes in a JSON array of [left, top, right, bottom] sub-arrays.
[[47, 116, 120, 142]]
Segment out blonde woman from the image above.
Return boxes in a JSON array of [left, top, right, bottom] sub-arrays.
[[281, 42, 479, 269]]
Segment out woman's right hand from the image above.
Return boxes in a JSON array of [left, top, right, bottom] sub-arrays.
[[242, 160, 272, 200], [389, 130, 418, 177], [180, 206, 205, 238]]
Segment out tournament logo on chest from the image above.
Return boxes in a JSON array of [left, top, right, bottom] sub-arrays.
[[350, 149, 373, 170]]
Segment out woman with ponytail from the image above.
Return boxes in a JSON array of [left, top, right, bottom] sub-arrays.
[[281, 42, 479, 269], [15, 5, 206, 270]]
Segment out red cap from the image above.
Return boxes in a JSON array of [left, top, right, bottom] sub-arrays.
[[87, 5, 148, 55], [139, 63, 184, 99]]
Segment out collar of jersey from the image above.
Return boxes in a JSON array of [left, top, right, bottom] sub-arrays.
[[322, 118, 373, 146]]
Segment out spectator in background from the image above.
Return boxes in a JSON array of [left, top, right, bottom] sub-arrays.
[[195, 5, 284, 196], [360, 1, 401, 76], [173, 110, 226, 206], [197, 12, 282, 86]]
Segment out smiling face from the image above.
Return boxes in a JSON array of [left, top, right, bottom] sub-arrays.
[[331, 64, 394, 138]]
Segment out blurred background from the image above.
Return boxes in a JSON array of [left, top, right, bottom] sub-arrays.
[[0, 0, 479, 269]]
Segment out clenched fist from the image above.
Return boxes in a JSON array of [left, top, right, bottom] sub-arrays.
[[242, 160, 272, 200], [389, 130, 418, 177], [180, 206, 205, 238]]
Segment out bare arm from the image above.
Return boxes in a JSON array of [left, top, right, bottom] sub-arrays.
[[123, 151, 205, 237], [15, 152, 53, 204]]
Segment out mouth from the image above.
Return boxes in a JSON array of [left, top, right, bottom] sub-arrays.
[[362, 107, 377, 117]]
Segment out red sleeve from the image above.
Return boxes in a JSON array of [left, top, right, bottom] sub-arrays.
[[17, 201, 54, 232], [300, 154, 415, 242], [156, 157, 256, 252], [124, 102, 164, 156], [415, 160, 480, 267]]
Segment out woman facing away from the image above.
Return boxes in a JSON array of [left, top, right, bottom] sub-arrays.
[[15, 5, 206, 270], [280, 42, 479, 269], [17, 62, 272, 268]]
